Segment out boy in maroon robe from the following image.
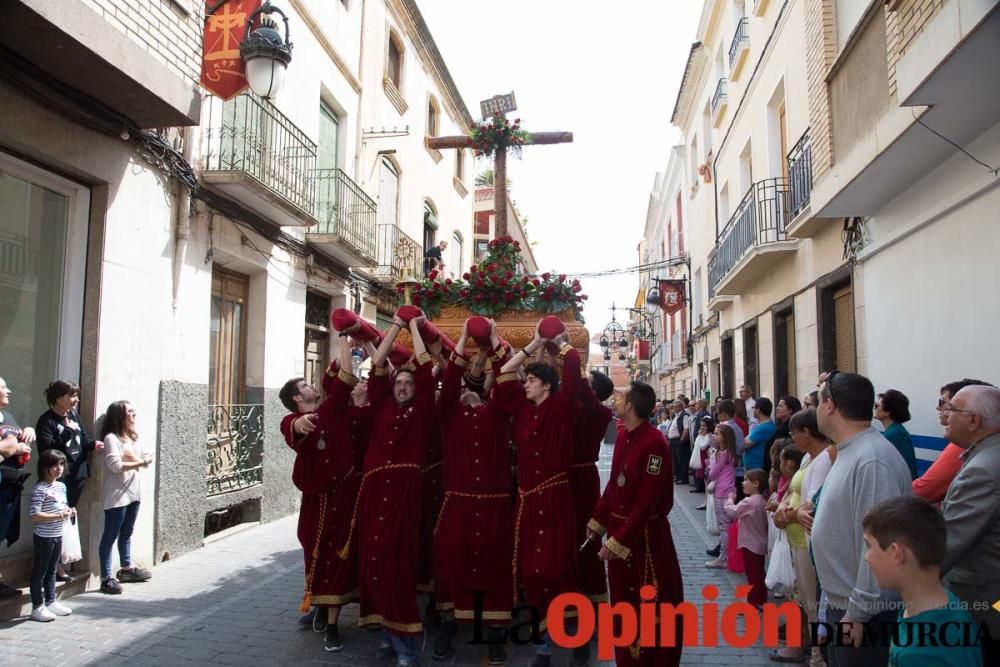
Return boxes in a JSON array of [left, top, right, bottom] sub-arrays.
[[588, 381, 685, 666], [432, 319, 513, 664], [279, 337, 361, 652], [496, 323, 584, 667], [345, 312, 434, 666]]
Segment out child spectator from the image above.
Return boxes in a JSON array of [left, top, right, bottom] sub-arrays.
[[28, 449, 75, 621], [724, 468, 769, 607], [863, 496, 982, 667], [706, 424, 737, 568]]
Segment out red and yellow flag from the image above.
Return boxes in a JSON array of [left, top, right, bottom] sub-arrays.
[[200, 0, 261, 100]]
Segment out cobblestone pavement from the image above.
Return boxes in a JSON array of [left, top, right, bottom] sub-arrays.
[[1, 441, 779, 666]]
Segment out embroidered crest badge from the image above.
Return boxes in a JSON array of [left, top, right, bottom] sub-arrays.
[[646, 455, 663, 475]]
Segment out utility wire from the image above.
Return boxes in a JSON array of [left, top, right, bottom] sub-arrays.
[[912, 110, 999, 176]]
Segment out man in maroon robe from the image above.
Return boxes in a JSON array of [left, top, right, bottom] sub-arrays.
[[346, 312, 434, 666], [278, 338, 361, 652], [567, 366, 614, 606], [588, 381, 685, 666], [432, 319, 513, 664], [497, 324, 584, 667]]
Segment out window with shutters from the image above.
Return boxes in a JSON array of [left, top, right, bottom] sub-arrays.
[[773, 308, 796, 398], [819, 278, 856, 374], [209, 268, 249, 406], [722, 334, 735, 399], [387, 32, 404, 90]]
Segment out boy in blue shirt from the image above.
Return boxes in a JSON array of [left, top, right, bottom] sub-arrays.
[[743, 397, 775, 471], [862, 496, 982, 667]]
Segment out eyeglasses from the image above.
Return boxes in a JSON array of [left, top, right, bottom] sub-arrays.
[[823, 370, 841, 405], [939, 404, 974, 416]]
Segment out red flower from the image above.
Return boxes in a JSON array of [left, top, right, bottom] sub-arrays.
[[558, 274, 566, 283], [505, 271, 513, 279], [504, 292, 514, 303], [572, 284, 582, 293], [542, 272, 551, 280], [429, 270, 438, 280], [460, 290, 469, 297], [490, 294, 498, 304], [541, 294, 551, 302], [475, 279, 484, 288], [397, 287, 405, 294], [445, 278, 453, 285], [532, 279, 541, 287], [499, 279, 508, 287], [475, 294, 483, 302], [487, 263, 497, 273], [463, 272, 471, 280], [522, 276, 530, 284]]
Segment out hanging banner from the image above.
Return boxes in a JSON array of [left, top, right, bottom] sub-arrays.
[[659, 279, 686, 316], [201, 0, 261, 100]]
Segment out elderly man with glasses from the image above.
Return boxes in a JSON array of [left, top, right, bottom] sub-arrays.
[[940, 384, 1000, 665]]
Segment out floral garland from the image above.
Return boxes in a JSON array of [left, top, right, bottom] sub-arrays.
[[469, 114, 529, 157], [399, 237, 587, 321]]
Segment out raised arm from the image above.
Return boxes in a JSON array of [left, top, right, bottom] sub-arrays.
[[371, 314, 405, 368], [500, 320, 545, 375]]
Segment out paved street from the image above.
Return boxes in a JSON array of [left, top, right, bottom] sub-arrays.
[[1, 441, 776, 666]]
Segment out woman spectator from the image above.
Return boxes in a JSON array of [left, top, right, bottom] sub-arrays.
[[875, 389, 918, 480], [734, 398, 750, 435], [36, 381, 98, 580], [803, 391, 819, 410], [98, 400, 153, 595], [765, 396, 802, 477], [913, 379, 994, 504], [0, 376, 36, 598]]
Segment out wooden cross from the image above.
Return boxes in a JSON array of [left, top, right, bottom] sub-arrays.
[[427, 126, 572, 239]]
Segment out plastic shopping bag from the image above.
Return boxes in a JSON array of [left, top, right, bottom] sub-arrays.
[[706, 494, 719, 535], [61, 517, 83, 564], [689, 446, 703, 471], [765, 529, 795, 595]]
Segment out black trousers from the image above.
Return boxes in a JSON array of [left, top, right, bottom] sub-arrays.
[[670, 438, 690, 483], [30, 534, 61, 607], [63, 477, 86, 508]]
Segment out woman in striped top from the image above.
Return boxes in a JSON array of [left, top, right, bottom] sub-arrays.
[[28, 449, 75, 622]]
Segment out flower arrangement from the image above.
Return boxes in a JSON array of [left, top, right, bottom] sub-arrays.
[[399, 237, 587, 321], [469, 114, 529, 157], [697, 163, 712, 183]]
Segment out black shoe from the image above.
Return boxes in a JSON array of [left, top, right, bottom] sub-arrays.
[[117, 566, 152, 583], [324, 624, 343, 652], [689, 487, 701, 493], [530, 656, 551, 667], [706, 544, 721, 558], [299, 607, 317, 626], [100, 577, 122, 595], [696, 504, 707, 510], [432, 620, 458, 660], [572, 643, 591, 665], [312, 609, 328, 634], [56, 573, 73, 583]]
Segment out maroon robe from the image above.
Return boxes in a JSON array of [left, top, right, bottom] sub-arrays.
[[496, 344, 582, 628], [569, 373, 612, 603], [590, 420, 684, 666], [433, 352, 515, 621], [355, 355, 435, 635], [417, 424, 444, 593], [280, 365, 361, 608]]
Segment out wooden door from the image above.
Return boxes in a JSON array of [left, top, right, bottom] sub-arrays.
[[304, 330, 327, 391], [833, 285, 856, 373], [209, 268, 249, 407]]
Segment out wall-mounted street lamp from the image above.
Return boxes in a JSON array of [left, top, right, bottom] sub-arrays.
[[241, 2, 293, 99]]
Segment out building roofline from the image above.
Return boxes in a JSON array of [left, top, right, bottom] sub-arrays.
[[399, 0, 475, 128], [670, 41, 703, 125]]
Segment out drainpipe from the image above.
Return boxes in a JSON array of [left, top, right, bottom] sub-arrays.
[[172, 126, 193, 311], [353, 0, 368, 185]]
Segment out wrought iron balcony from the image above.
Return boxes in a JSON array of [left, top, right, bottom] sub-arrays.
[[202, 93, 317, 226], [787, 130, 813, 219], [206, 404, 264, 497], [729, 18, 749, 71], [307, 169, 378, 267], [708, 178, 798, 296], [374, 223, 422, 283], [711, 79, 728, 126]]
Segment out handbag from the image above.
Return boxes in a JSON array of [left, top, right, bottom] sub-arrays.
[[61, 517, 83, 564], [688, 445, 703, 471], [705, 494, 719, 535], [765, 529, 795, 595]]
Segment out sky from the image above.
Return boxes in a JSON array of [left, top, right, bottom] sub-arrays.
[[419, 0, 703, 336]]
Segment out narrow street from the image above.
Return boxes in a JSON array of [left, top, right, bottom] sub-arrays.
[[1, 441, 776, 666]]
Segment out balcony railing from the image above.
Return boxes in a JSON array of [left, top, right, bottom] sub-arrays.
[[375, 223, 422, 282], [202, 93, 317, 215], [787, 130, 813, 218], [206, 404, 264, 497], [0, 231, 38, 282], [712, 78, 728, 114], [313, 168, 378, 263], [708, 177, 790, 292], [729, 18, 749, 68]]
